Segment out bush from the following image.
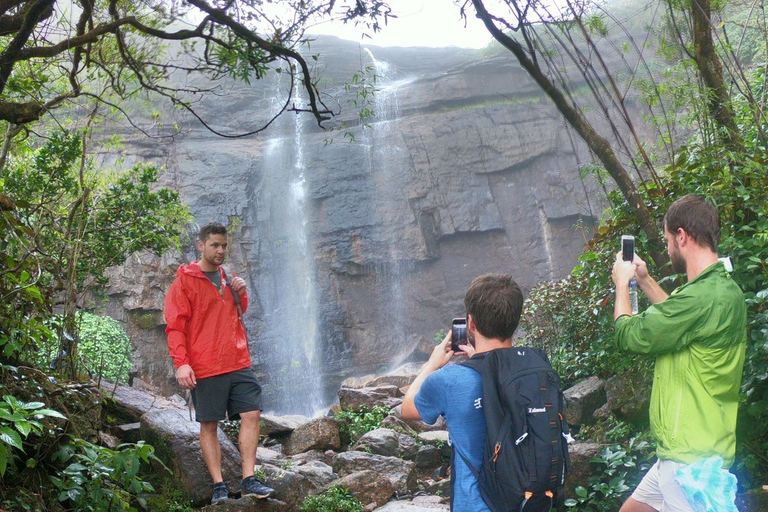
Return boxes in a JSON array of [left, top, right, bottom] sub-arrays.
[[334, 406, 390, 446], [35, 312, 132, 385], [565, 435, 655, 511], [300, 486, 364, 512], [51, 438, 166, 512]]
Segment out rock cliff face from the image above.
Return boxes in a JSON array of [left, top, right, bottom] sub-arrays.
[[101, 37, 610, 415]]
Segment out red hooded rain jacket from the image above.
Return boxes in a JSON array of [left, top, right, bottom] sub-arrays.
[[165, 261, 251, 379]]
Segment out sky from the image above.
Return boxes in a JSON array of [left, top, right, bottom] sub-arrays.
[[308, 0, 497, 49]]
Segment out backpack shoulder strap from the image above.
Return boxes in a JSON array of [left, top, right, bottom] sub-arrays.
[[459, 352, 487, 374], [218, 266, 241, 308]]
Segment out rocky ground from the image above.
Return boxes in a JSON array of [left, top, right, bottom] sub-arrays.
[[101, 362, 767, 511]]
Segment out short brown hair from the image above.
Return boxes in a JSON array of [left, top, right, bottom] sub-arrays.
[[464, 274, 524, 341], [663, 194, 720, 252], [198, 222, 227, 242]]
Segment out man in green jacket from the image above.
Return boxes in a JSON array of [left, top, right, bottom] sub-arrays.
[[612, 194, 746, 512]]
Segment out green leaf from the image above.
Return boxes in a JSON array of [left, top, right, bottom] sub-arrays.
[[0, 427, 24, 450]]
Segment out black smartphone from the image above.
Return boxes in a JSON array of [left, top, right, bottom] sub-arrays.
[[621, 235, 635, 262], [451, 317, 468, 352]]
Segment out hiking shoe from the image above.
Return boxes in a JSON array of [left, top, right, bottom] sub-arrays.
[[211, 482, 229, 504], [241, 475, 274, 499]]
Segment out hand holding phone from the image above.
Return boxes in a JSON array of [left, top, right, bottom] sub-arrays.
[[451, 318, 468, 353], [621, 235, 635, 262]]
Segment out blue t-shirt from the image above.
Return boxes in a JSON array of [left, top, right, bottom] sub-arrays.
[[414, 364, 490, 512]]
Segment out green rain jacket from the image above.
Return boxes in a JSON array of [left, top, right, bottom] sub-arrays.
[[614, 262, 746, 467]]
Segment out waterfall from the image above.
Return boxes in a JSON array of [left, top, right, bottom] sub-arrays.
[[253, 82, 324, 417], [363, 48, 414, 371]]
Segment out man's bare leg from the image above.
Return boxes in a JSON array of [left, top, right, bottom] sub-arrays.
[[239, 410, 261, 479], [200, 421, 224, 483], [620, 498, 659, 512]]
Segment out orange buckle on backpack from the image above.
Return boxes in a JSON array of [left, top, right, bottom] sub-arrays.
[[493, 443, 501, 462], [545, 490, 554, 498], [525, 491, 533, 500]]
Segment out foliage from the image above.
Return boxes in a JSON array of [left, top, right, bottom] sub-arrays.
[[0, 129, 188, 379], [565, 436, 655, 511], [142, 480, 195, 512], [334, 405, 390, 446], [0, 395, 66, 477], [0, 0, 394, 135], [51, 438, 166, 512], [300, 486, 364, 512], [34, 312, 133, 384]]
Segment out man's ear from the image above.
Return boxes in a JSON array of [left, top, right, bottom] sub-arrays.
[[467, 314, 477, 333], [197, 239, 204, 252], [677, 228, 691, 247]]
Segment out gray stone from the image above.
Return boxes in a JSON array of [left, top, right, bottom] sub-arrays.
[[258, 461, 335, 510], [372, 495, 450, 511], [260, 413, 306, 437], [603, 371, 652, 424], [391, 405, 446, 433], [140, 408, 242, 503], [338, 386, 403, 413], [417, 431, 449, 446], [423, 478, 451, 497], [333, 451, 418, 494], [200, 496, 290, 511], [565, 442, 603, 499], [101, 381, 184, 423], [564, 377, 606, 426], [282, 417, 341, 455], [364, 363, 424, 389], [414, 445, 442, 470], [352, 428, 419, 459], [319, 470, 396, 510]]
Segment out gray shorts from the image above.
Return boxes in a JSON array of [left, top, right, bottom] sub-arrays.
[[191, 368, 262, 422]]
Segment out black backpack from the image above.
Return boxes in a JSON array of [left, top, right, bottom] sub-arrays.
[[458, 347, 571, 512]]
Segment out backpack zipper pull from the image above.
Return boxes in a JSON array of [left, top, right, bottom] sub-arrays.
[[515, 432, 528, 446], [493, 443, 501, 462]]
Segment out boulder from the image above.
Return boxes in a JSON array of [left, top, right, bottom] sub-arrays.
[[417, 431, 449, 446], [363, 363, 423, 389], [563, 377, 606, 426], [200, 496, 290, 511], [352, 428, 419, 459], [333, 451, 418, 494], [565, 442, 603, 499], [260, 414, 307, 437], [372, 495, 450, 511], [338, 386, 403, 413], [140, 408, 242, 503], [282, 417, 341, 455], [259, 460, 336, 509], [414, 445, 442, 470], [319, 470, 396, 509], [390, 405, 446, 433], [379, 415, 418, 436], [423, 478, 451, 497], [101, 382, 183, 423], [603, 371, 651, 424], [341, 375, 375, 389]]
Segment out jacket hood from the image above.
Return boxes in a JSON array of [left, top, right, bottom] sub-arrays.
[[178, 261, 208, 278]]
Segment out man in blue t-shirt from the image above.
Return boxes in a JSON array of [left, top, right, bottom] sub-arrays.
[[402, 274, 524, 512]]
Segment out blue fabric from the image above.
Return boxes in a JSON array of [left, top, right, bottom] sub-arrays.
[[414, 364, 490, 512], [675, 456, 738, 512]]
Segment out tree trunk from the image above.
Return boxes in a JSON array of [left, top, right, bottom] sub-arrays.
[[691, 0, 743, 148]]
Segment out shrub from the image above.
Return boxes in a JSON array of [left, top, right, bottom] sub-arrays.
[[334, 405, 390, 446], [300, 486, 364, 512]]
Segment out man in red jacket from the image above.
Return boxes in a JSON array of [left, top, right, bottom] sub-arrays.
[[165, 222, 273, 504]]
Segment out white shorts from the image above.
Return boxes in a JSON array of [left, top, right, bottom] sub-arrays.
[[631, 459, 693, 512]]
